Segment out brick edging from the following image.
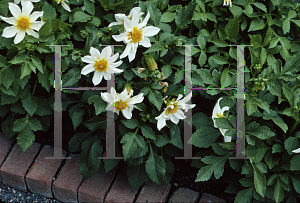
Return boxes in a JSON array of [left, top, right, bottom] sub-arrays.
[[0, 132, 226, 203]]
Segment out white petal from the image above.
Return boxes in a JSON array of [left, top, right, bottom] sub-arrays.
[[119, 88, 129, 100], [120, 43, 132, 59], [81, 55, 95, 64], [81, 64, 95, 75], [103, 71, 110, 80], [0, 16, 17, 25], [112, 32, 128, 42], [139, 11, 150, 28], [292, 148, 300, 153], [112, 60, 123, 68], [25, 28, 38, 38], [143, 26, 160, 37], [101, 46, 112, 59], [124, 17, 132, 31], [185, 104, 196, 112], [140, 36, 151, 48], [115, 13, 125, 22], [29, 11, 43, 22], [174, 110, 186, 119], [128, 93, 144, 105], [156, 114, 166, 131], [61, 2, 71, 12], [221, 106, 230, 113], [170, 114, 179, 124], [184, 92, 192, 102], [177, 94, 184, 101], [224, 135, 231, 142], [108, 22, 121, 27], [131, 10, 139, 27], [22, 1, 33, 17], [14, 29, 25, 44], [14, 0, 21, 4], [92, 71, 103, 85], [101, 92, 114, 103], [128, 50, 136, 62], [1, 26, 19, 38], [107, 53, 119, 63], [122, 107, 132, 119], [8, 3, 22, 19], [90, 47, 101, 60], [30, 22, 44, 31]]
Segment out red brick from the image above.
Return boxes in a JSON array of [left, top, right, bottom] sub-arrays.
[[25, 145, 66, 198], [105, 169, 140, 203], [136, 180, 171, 203], [0, 132, 15, 183], [53, 154, 83, 203], [0, 142, 41, 192], [78, 165, 117, 203], [168, 187, 200, 203], [199, 193, 226, 203]]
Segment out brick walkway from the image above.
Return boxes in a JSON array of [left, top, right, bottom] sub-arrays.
[[0, 132, 226, 203]]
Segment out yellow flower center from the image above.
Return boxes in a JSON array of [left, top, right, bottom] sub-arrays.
[[165, 103, 178, 115], [115, 100, 128, 111], [94, 59, 107, 72], [216, 113, 224, 118], [128, 27, 142, 43], [17, 17, 30, 30]]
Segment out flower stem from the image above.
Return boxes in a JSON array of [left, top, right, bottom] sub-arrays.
[[174, 27, 179, 35]]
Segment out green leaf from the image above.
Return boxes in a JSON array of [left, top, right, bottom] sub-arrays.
[[252, 2, 267, 13], [27, 118, 43, 132], [62, 68, 81, 87], [281, 52, 300, 74], [10, 53, 28, 65], [210, 55, 229, 65], [144, 42, 164, 53], [68, 131, 93, 153], [234, 186, 254, 203], [37, 67, 50, 92], [13, 117, 27, 132], [253, 164, 266, 197], [253, 97, 270, 114], [285, 137, 300, 155], [31, 56, 43, 74], [291, 154, 300, 170], [148, 2, 161, 26], [1, 114, 16, 138], [127, 165, 149, 191], [0, 55, 8, 67], [20, 62, 31, 80], [188, 127, 220, 148], [84, 0, 95, 15], [264, 151, 280, 170], [272, 143, 284, 154], [175, 3, 196, 30], [249, 34, 262, 49], [69, 104, 86, 130], [282, 83, 294, 107], [169, 123, 183, 149], [214, 117, 232, 130], [245, 140, 270, 162], [282, 18, 290, 35], [239, 177, 254, 187], [173, 69, 184, 85], [212, 39, 228, 48], [196, 154, 230, 181], [145, 150, 166, 184], [274, 178, 284, 203], [103, 158, 120, 173], [80, 135, 102, 178], [21, 94, 38, 117], [198, 51, 207, 66], [120, 132, 139, 161], [148, 89, 163, 111], [262, 110, 288, 133], [17, 125, 35, 152], [42, 2, 56, 22], [225, 17, 239, 40], [248, 19, 265, 32], [141, 124, 156, 141], [39, 20, 52, 38], [197, 69, 213, 85], [83, 117, 106, 131], [73, 11, 92, 22], [161, 65, 172, 79], [1, 67, 15, 89], [88, 95, 106, 115], [289, 176, 300, 194], [161, 12, 176, 23], [244, 2, 253, 14], [220, 68, 231, 87], [121, 119, 139, 129], [248, 126, 275, 140], [36, 43, 52, 53], [291, 19, 300, 27]]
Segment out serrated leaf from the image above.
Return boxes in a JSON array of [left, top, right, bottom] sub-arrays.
[[69, 104, 86, 130], [145, 150, 166, 184], [274, 179, 284, 203], [282, 83, 294, 107], [42, 2, 56, 22], [248, 19, 265, 32], [121, 119, 139, 129], [160, 12, 176, 23], [253, 165, 266, 197], [198, 51, 207, 66], [127, 165, 149, 191], [148, 89, 163, 111], [62, 68, 81, 87], [73, 11, 92, 22], [282, 18, 290, 35], [196, 155, 230, 181], [21, 94, 38, 117], [37, 67, 50, 92], [220, 68, 231, 87], [1, 67, 15, 89], [80, 135, 102, 178], [20, 62, 31, 80], [141, 124, 156, 140], [175, 3, 196, 30], [252, 2, 267, 13], [88, 95, 106, 115], [234, 186, 254, 203], [83, 117, 106, 131], [173, 69, 184, 85], [84, 0, 95, 15], [248, 126, 275, 140], [68, 131, 93, 153], [148, 2, 161, 26], [225, 17, 239, 40], [13, 117, 27, 132], [17, 125, 35, 152], [161, 65, 172, 79], [31, 56, 43, 73], [262, 110, 288, 133], [120, 132, 138, 161], [188, 127, 222, 148], [169, 123, 183, 149]]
